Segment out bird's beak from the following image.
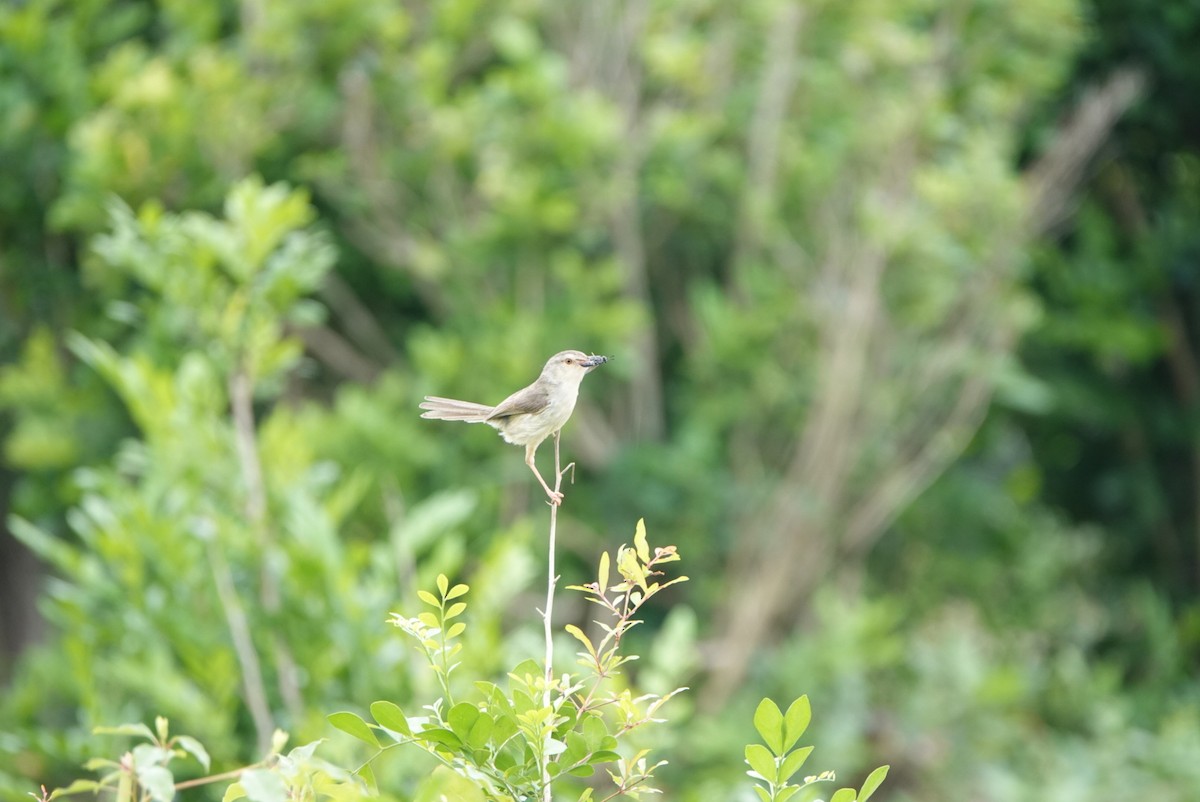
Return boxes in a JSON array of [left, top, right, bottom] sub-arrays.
[[581, 354, 609, 369]]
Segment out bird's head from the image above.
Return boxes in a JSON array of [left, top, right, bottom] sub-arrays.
[[540, 350, 609, 385]]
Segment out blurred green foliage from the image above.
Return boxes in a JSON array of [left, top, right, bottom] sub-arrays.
[[2, 0, 1200, 800]]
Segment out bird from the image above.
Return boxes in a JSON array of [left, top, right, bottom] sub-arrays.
[[419, 350, 609, 505]]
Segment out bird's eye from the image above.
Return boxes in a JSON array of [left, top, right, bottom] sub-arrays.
[[565, 358, 574, 365]]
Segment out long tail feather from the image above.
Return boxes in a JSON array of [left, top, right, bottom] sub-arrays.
[[419, 396, 494, 422]]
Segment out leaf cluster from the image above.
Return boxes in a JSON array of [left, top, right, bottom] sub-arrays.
[[745, 698, 887, 802], [331, 521, 692, 801]]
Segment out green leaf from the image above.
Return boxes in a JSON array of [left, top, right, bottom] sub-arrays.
[[136, 766, 174, 802], [776, 787, 801, 802], [327, 712, 380, 747], [598, 551, 610, 594], [447, 621, 467, 638], [240, 769, 286, 802], [491, 714, 519, 745], [444, 602, 467, 620], [175, 735, 211, 771], [752, 788, 771, 802], [858, 765, 889, 802], [370, 701, 412, 736], [48, 780, 101, 799], [466, 714, 493, 749], [221, 783, 246, 802], [581, 714, 608, 749], [446, 583, 470, 600], [634, 519, 650, 563], [744, 744, 777, 784], [568, 765, 595, 777], [783, 696, 811, 751], [417, 728, 463, 749], [778, 746, 813, 783], [830, 788, 857, 802], [417, 590, 440, 607], [753, 698, 785, 755], [436, 574, 449, 596], [588, 750, 621, 764], [564, 624, 597, 657], [94, 723, 156, 741], [447, 702, 481, 740], [358, 762, 377, 793]]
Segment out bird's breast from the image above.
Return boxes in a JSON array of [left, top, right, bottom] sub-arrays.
[[491, 392, 577, 446]]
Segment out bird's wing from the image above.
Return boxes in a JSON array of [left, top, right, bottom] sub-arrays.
[[486, 384, 549, 420]]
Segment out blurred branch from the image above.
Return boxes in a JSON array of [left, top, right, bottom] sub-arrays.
[[566, 0, 665, 441], [320, 272, 400, 366], [229, 366, 304, 734], [290, 322, 384, 383], [731, 3, 805, 284], [207, 537, 274, 755], [1025, 68, 1146, 235]]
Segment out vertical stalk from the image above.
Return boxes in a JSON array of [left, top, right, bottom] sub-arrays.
[[541, 431, 567, 802]]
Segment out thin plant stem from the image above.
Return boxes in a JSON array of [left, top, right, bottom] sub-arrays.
[[230, 366, 304, 725], [207, 539, 274, 755], [540, 431, 563, 802]]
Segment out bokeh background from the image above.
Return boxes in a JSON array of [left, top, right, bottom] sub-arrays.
[[2, 0, 1200, 799]]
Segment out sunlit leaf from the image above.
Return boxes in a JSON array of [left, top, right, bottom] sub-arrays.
[[175, 736, 211, 771], [858, 765, 889, 802], [370, 701, 411, 737], [745, 744, 776, 784], [634, 519, 650, 564], [783, 696, 811, 751], [753, 699, 784, 755], [239, 769, 286, 802], [327, 712, 379, 747]]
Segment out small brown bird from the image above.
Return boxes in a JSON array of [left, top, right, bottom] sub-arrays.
[[419, 350, 609, 504]]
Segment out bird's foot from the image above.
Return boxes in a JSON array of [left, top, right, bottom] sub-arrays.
[[545, 490, 564, 506]]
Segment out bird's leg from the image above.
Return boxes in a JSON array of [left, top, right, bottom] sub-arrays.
[[554, 430, 576, 486], [525, 442, 563, 505]]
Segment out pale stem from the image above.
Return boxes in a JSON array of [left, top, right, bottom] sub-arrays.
[[541, 430, 566, 802]]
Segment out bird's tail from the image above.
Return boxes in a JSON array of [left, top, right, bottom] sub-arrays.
[[419, 396, 495, 422]]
